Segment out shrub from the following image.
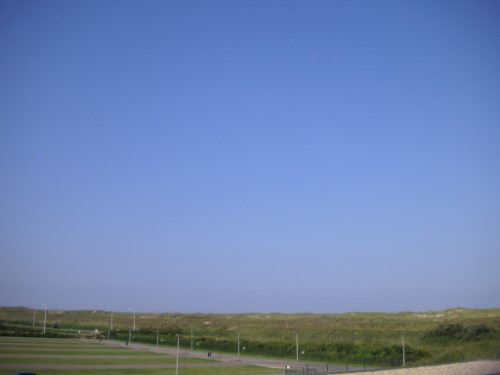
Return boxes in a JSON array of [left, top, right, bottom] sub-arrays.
[[422, 323, 495, 343]]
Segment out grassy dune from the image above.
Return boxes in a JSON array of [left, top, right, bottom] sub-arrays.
[[1, 307, 499, 367]]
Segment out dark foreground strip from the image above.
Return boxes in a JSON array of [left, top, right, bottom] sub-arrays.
[[0, 362, 245, 370]]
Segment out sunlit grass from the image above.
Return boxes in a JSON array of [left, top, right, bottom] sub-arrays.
[[0, 336, 282, 375], [0, 367, 282, 375], [0, 356, 207, 365]]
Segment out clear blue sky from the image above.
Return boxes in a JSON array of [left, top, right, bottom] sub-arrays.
[[1, 0, 499, 314]]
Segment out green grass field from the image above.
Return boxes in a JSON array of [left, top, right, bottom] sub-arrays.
[[0, 336, 282, 375], [0, 368, 277, 375]]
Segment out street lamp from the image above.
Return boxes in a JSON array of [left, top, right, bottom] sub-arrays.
[[128, 307, 135, 331], [401, 334, 406, 367], [106, 311, 113, 339], [176, 334, 180, 375], [228, 326, 240, 356], [42, 303, 47, 334], [296, 333, 299, 362]]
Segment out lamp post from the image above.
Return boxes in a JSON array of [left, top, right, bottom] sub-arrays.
[[401, 334, 406, 367], [238, 330, 240, 356], [42, 303, 47, 334], [296, 333, 299, 362], [105, 310, 113, 340], [32, 309, 36, 328], [176, 334, 180, 375], [128, 307, 135, 331]]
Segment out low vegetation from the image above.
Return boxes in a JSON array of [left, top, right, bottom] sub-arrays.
[[422, 323, 495, 343], [1, 306, 499, 368]]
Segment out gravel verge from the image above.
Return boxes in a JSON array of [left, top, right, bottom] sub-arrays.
[[351, 360, 500, 375]]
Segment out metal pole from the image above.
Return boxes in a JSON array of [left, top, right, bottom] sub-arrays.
[[296, 333, 299, 362], [402, 334, 406, 367], [110, 312, 113, 331], [42, 303, 47, 334], [191, 328, 193, 350], [176, 334, 180, 375], [32, 309, 36, 328], [238, 330, 240, 356], [157, 327, 159, 347], [128, 307, 135, 331]]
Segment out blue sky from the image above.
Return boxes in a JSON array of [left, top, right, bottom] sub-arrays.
[[1, 0, 499, 313]]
